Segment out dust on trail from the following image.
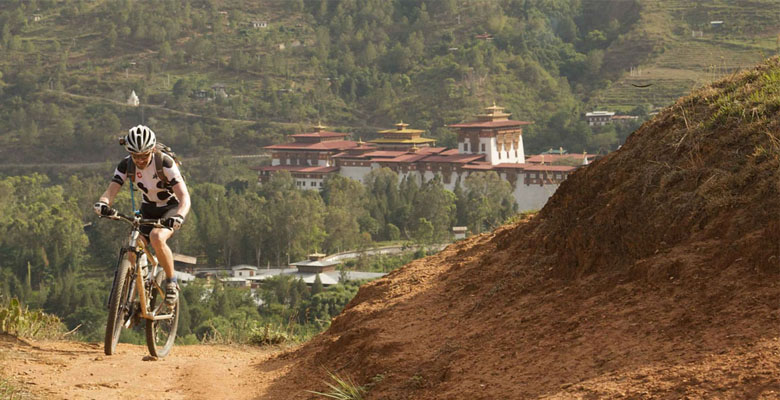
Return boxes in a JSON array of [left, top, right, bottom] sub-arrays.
[[0, 335, 295, 400]]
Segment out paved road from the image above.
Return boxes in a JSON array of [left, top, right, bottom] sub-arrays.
[[323, 244, 448, 262]]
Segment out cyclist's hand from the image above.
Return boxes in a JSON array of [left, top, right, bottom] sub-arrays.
[[164, 214, 184, 230], [93, 201, 117, 217]]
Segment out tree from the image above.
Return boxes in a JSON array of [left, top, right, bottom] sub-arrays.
[[311, 274, 323, 295], [463, 172, 516, 233], [408, 175, 455, 242]]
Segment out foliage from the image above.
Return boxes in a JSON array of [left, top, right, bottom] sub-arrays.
[[0, 296, 65, 340], [308, 370, 366, 400], [0, 0, 649, 168], [0, 377, 26, 400]]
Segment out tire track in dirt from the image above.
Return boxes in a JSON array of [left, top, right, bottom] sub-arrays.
[[0, 336, 292, 400]]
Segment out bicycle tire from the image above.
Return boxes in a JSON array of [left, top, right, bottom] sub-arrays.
[[145, 271, 179, 358], [104, 252, 132, 355]]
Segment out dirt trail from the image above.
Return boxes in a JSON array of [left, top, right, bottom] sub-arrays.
[[0, 335, 294, 400]]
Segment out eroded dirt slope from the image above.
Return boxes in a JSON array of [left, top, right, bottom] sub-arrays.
[[259, 59, 780, 399]]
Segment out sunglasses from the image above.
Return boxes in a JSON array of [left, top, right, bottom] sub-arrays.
[[131, 151, 152, 160]]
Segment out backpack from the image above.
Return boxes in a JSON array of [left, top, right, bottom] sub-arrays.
[[126, 143, 182, 188]]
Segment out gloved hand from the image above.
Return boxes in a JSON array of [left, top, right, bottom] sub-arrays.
[[164, 214, 184, 230], [93, 201, 117, 217]]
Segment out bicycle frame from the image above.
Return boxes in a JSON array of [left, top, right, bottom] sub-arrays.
[[106, 213, 174, 322]]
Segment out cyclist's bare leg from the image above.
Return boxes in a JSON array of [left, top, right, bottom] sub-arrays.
[[149, 228, 175, 279]]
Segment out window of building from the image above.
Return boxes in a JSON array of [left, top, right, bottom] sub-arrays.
[[311, 181, 316, 186], [464, 142, 469, 152], [481, 143, 486, 152]]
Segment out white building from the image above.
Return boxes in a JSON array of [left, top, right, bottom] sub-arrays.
[[256, 105, 594, 211], [585, 111, 615, 126]]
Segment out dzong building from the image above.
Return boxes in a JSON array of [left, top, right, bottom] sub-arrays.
[[254, 105, 592, 211]]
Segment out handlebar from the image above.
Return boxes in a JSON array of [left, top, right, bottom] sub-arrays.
[[100, 211, 166, 229]]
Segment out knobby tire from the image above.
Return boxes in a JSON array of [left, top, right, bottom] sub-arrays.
[[104, 253, 132, 355], [145, 270, 179, 358]]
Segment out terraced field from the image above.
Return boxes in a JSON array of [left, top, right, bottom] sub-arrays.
[[592, 0, 780, 112]]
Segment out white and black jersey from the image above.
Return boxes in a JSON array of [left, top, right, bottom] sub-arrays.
[[112, 154, 184, 208]]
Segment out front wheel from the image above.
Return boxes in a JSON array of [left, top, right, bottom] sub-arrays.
[[145, 271, 179, 358], [105, 252, 132, 355]]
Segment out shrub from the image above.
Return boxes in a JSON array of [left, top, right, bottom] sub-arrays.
[[0, 297, 66, 340]]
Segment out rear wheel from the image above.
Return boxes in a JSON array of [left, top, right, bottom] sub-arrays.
[[145, 271, 179, 358], [105, 253, 132, 355]]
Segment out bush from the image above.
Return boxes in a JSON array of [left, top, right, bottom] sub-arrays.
[[0, 297, 66, 340]]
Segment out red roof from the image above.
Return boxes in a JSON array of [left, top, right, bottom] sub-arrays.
[[525, 154, 593, 164], [377, 153, 431, 163], [255, 165, 339, 174], [417, 147, 448, 154], [290, 131, 348, 138], [422, 154, 485, 164], [448, 120, 532, 129], [495, 163, 576, 172], [363, 150, 407, 158], [462, 163, 495, 171], [265, 140, 359, 151]]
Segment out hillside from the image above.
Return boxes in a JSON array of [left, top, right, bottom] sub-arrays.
[[254, 58, 780, 398], [593, 0, 780, 111]]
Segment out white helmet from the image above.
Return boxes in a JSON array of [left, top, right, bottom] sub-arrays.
[[125, 125, 156, 153]]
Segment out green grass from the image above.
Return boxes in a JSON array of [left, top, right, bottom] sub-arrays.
[[0, 377, 26, 400], [307, 370, 366, 400]]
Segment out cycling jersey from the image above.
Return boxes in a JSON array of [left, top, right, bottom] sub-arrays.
[[111, 154, 183, 207]]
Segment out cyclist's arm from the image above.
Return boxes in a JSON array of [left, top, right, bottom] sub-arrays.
[[172, 180, 191, 218], [99, 182, 122, 206]]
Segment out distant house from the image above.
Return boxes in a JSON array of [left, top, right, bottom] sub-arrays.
[[251, 20, 268, 29], [452, 226, 468, 240], [227, 253, 387, 289], [710, 20, 724, 28], [194, 89, 208, 99], [232, 265, 258, 278], [32, 14, 42, 22], [585, 111, 615, 126], [172, 253, 197, 273], [475, 33, 493, 40]]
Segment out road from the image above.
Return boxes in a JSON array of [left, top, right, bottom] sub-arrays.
[[0, 334, 292, 400]]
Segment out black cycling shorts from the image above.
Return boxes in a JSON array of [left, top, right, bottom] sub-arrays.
[[139, 201, 179, 241]]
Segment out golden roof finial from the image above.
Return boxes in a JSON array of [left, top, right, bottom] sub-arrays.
[[313, 121, 327, 132]]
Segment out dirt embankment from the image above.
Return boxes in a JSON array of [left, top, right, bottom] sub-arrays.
[[258, 59, 780, 399]]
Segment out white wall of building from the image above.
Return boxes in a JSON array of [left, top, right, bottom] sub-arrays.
[[295, 178, 324, 190], [480, 137, 499, 165], [507, 173, 561, 211], [340, 165, 371, 183]]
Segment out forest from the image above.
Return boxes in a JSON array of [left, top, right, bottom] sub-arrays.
[[0, 0, 644, 165], [0, 0, 646, 343], [0, 153, 517, 342]]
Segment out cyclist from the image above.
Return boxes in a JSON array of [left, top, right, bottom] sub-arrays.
[[93, 125, 191, 305]]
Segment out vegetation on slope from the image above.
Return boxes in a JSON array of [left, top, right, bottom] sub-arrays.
[[0, 0, 645, 164]]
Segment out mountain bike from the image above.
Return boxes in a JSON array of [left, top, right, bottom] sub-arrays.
[[100, 211, 180, 358]]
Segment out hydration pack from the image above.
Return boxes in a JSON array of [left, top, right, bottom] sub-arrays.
[[125, 143, 182, 189]]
